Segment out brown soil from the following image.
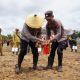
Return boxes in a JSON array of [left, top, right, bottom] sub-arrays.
[[0, 44, 80, 80]]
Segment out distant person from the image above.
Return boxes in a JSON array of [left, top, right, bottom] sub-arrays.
[[64, 36, 68, 50], [12, 28, 20, 55], [9, 36, 14, 48], [69, 36, 73, 51], [7, 39, 10, 46], [71, 30, 78, 52], [0, 28, 3, 56]]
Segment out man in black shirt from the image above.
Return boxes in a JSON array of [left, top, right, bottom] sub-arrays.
[[44, 11, 66, 72]]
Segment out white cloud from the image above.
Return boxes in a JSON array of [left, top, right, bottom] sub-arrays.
[[0, 0, 80, 35]]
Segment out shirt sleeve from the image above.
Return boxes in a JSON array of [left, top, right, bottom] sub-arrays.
[[22, 24, 40, 42], [53, 21, 63, 41]]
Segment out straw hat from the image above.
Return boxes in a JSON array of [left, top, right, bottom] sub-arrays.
[[25, 14, 44, 28]]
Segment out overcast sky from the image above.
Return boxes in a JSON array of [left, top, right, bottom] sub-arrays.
[[0, 0, 80, 35]]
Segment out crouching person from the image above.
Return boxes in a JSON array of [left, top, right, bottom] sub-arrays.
[[44, 11, 66, 72], [15, 14, 44, 73]]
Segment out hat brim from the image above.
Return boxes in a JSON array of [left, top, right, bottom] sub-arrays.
[[25, 14, 44, 29]]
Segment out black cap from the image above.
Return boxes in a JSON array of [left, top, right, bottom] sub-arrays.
[[45, 10, 54, 18]]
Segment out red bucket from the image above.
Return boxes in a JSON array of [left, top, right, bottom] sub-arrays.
[[42, 44, 50, 55]]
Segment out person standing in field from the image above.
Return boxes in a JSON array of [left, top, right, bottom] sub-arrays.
[[71, 30, 78, 52], [12, 28, 20, 55], [0, 28, 3, 56]]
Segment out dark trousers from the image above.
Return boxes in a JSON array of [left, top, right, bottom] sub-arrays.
[[48, 40, 65, 67], [18, 39, 39, 68]]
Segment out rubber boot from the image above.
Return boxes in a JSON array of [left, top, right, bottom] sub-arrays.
[[33, 57, 38, 70], [45, 57, 53, 69], [57, 66, 62, 72]]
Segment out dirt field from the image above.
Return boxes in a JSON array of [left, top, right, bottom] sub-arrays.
[[0, 44, 80, 80]]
